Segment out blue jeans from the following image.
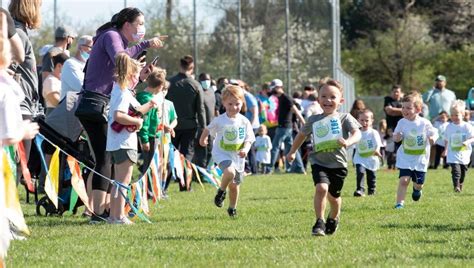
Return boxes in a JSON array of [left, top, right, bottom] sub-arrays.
[[269, 127, 305, 173]]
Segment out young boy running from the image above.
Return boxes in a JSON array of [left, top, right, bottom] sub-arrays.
[[443, 100, 474, 192], [393, 92, 437, 209], [287, 79, 361, 236]]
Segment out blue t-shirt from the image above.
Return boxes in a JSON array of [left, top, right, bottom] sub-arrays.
[[244, 91, 259, 129]]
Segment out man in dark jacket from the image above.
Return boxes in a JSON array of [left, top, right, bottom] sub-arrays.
[[166, 55, 206, 190]]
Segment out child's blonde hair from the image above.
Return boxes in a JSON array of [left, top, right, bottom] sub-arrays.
[[401, 91, 423, 109], [222, 85, 245, 102], [114, 52, 140, 90], [146, 66, 167, 93], [319, 78, 344, 96], [257, 124, 268, 136], [450, 99, 466, 114]]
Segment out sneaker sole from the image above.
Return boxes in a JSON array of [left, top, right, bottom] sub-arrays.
[[312, 231, 326, 236]]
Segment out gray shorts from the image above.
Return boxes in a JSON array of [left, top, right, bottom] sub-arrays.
[[110, 149, 138, 164], [218, 160, 244, 185]]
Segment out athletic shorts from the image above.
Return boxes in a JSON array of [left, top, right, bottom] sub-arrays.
[[110, 149, 138, 164], [311, 163, 348, 198], [399, 169, 425, 185], [218, 160, 244, 185]]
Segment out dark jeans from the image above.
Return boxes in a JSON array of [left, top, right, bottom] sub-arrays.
[[172, 128, 197, 161], [245, 129, 258, 174], [79, 119, 112, 192], [193, 135, 212, 168], [450, 163, 468, 188], [355, 164, 376, 194], [269, 127, 304, 173], [434, 144, 447, 168]]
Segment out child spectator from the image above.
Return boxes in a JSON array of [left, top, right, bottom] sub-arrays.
[[432, 111, 449, 169], [199, 85, 255, 217], [106, 53, 156, 225], [443, 100, 474, 192], [157, 83, 178, 198], [378, 119, 388, 166], [254, 124, 272, 174], [385, 128, 396, 169], [137, 66, 167, 173], [353, 109, 382, 196], [287, 79, 361, 236], [393, 92, 437, 209], [42, 52, 68, 115]]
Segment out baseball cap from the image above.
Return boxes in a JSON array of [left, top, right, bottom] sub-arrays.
[[269, 79, 283, 90], [55, 26, 77, 39], [39, 44, 53, 57], [435, 75, 446, 82]]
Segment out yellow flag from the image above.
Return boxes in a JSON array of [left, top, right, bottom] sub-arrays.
[[45, 147, 60, 209], [2, 151, 30, 235]]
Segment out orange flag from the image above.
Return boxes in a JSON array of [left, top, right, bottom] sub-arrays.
[[66, 156, 91, 212]]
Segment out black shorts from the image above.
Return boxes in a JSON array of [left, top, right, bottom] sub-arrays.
[[311, 163, 348, 198]]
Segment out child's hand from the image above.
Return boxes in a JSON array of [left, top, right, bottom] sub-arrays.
[[374, 150, 382, 158], [170, 129, 175, 138], [286, 152, 296, 163], [441, 149, 447, 157], [199, 137, 208, 147], [164, 125, 172, 133], [238, 150, 247, 158], [141, 142, 150, 152], [23, 120, 39, 140], [135, 118, 143, 131], [337, 138, 348, 148], [393, 132, 403, 142], [428, 136, 435, 145]]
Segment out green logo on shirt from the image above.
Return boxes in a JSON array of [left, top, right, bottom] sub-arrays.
[[224, 129, 238, 141], [315, 124, 329, 138]]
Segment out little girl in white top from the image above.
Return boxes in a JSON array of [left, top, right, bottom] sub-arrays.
[[199, 85, 255, 217], [254, 124, 272, 174], [106, 53, 156, 224]]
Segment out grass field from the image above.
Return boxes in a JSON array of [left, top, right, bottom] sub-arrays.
[[6, 166, 474, 267]]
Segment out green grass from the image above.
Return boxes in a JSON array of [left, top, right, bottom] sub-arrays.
[[6, 166, 474, 267]]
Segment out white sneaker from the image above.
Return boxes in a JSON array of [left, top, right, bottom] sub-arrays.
[[112, 217, 134, 225]]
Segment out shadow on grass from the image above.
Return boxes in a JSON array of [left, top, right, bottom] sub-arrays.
[[246, 196, 289, 201], [151, 234, 296, 242], [381, 222, 474, 232], [417, 252, 473, 260]]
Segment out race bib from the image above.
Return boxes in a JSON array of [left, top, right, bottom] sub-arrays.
[[450, 132, 466, 151], [312, 116, 342, 152], [403, 129, 426, 155], [220, 125, 245, 151], [358, 139, 376, 157]]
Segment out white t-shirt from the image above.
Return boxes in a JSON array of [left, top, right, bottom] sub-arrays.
[[394, 116, 437, 172], [60, 57, 85, 100], [106, 83, 141, 151], [378, 130, 387, 147], [207, 113, 256, 172], [0, 72, 24, 142], [42, 74, 61, 108], [353, 128, 382, 171], [254, 135, 272, 164], [433, 120, 449, 146], [444, 121, 474, 165]]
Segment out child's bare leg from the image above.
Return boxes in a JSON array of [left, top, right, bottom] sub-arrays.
[[228, 182, 239, 208], [396, 176, 411, 204], [413, 182, 423, 191], [220, 167, 236, 191], [110, 160, 133, 220], [314, 183, 328, 219], [327, 193, 341, 219]]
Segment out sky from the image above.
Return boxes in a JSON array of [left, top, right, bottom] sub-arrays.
[[1, 0, 222, 32]]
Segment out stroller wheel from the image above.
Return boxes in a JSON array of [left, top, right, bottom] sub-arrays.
[[36, 196, 64, 216]]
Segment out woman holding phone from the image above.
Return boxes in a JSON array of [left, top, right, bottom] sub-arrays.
[[76, 7, 166, 223]]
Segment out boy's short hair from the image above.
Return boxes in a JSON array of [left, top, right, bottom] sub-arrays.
[[438, 110, 449, 117], [401, 91, 423, 109], [146, 66, 167, 89], [52, 52, 69, 67], [179, 55, 194, 70], [319, 78, 343, 96], [450, 99, 466, 114], [358, 108, 374, 119], [222, 85, 244, 102]]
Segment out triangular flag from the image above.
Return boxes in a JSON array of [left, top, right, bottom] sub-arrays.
[[2, 150, 30, 235], [44, 147, 60, 209], [17, 141, 35, 193], [173, 149, 184, 186], [190, 163, 204, 190], [66, 156, 91, 212], [69, 188, 79, 213]]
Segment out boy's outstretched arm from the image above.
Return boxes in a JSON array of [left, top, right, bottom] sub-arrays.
[[286, 132, 307, 162]]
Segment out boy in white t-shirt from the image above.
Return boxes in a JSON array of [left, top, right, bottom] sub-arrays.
[[199, 85, 255, 217], [432, 111, 449, 169], [442, 100, 474, 192], [353, 109, 382, 196], [393, 92, 437, 209]]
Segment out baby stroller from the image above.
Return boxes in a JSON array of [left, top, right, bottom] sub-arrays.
[[31, 93, 95, 216]]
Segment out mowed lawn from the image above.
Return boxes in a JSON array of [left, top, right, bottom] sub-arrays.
[[6, 166, 474, 267]]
